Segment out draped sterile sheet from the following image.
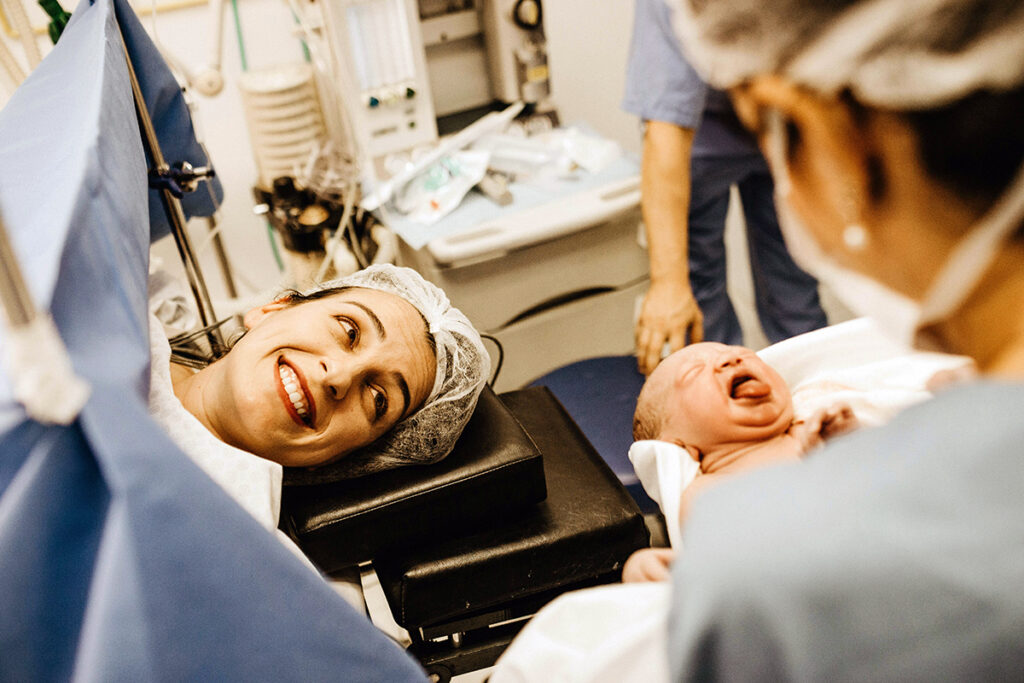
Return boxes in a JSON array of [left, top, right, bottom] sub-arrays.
[[0, 1, 425, 679]]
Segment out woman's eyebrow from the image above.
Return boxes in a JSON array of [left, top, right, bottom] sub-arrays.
[[346, 301, 386, 339], [394, 373, 411, 419]]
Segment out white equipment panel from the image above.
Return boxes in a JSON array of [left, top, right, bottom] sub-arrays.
[[397, 176, 649, 391], [320, 0, 439, 159]]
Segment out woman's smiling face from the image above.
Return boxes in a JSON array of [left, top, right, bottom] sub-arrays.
[[205, 287, 436, 467]]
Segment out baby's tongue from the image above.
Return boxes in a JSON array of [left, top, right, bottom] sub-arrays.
[[733, 378, 770, 399]]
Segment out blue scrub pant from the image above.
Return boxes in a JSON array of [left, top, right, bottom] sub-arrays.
[[688, 154, 828, 345]]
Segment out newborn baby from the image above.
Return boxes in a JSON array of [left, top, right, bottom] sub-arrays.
[[624, 342, 856, 581]]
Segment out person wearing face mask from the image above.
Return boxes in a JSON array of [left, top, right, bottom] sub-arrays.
[[651, 0, 1024, 678], [149, 263, 489, 529], [623, 342, 857, 582], [622, 0, 828, 375]]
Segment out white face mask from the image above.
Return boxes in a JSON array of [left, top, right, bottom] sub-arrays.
[[763, 109, 1024, 351]]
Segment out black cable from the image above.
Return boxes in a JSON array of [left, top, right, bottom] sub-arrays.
[[480, 333, 504, 388], [168, 315, 236, 347], [168, 315, 240, 367]]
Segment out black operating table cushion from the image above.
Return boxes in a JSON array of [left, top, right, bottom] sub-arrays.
[[280, 386, 548, 574]]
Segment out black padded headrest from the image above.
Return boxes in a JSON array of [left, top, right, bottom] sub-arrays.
[[280, 386, 547, 574], [375, 386, 649, 628]]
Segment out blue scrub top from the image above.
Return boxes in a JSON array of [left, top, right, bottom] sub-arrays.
[[667, 381, 1024, 680], [622, 0, 757, 158]]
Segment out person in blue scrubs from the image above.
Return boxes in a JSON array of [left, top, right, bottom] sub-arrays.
[[660, 0, 1024, 678], [622, 0, 827, 374]]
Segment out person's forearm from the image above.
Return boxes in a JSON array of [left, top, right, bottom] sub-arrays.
[[634, 120, 704, 371], [642, 120, 696, 286]]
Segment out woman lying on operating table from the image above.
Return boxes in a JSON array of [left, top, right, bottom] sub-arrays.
[[149, 263, 489, 531]]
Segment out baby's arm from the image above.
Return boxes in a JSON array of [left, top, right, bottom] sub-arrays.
[[678, 406, 858, 528]]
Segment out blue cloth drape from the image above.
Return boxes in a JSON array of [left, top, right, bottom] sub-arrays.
[[0, 1, 425, 679]]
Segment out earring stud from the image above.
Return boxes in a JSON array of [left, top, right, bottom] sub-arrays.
[[843, 223, 868, 251]]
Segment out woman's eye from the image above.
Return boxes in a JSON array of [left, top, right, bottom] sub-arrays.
[[372, 388, 388, 419], [335, 316, 358, 346]]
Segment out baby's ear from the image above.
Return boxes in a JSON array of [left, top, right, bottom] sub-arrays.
[[242, 297, 291, 330]]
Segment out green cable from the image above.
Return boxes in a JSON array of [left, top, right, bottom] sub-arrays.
[[266, 221, 285, 271], [38, 0, 71, 44], [291, 9, 311, 63], [230, 0, 248, 72]]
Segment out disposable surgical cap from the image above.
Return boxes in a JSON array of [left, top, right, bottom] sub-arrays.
[[285, 263, 490, 483], [669, 0, 1024, 108]]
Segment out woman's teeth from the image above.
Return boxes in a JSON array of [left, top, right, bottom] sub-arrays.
[[278, 364, 308, 416]]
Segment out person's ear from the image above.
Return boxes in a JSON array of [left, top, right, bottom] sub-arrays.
[[242, 297, 291, 330], [741, 76, 874, 188], [737, 76, 887, 254]]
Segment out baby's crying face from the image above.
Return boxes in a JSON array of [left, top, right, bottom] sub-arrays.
[[650, 343, 794, 456]]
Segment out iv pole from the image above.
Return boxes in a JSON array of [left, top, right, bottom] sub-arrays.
[[117, 21, 224, 349]]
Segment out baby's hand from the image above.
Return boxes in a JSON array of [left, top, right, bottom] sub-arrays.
[[622, 547, 675, 583], [818, 403, 859, 440], [789, 403, 859, 452]]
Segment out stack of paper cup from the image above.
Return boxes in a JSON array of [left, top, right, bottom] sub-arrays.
[[239, 63, 327, 188]]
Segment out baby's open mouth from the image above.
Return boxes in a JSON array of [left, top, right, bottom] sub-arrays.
[[277, 360, 315, 428], [730, 374, 770, 400]]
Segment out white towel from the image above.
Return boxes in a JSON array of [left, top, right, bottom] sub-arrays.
[[628, 440, 698, 549], [759, 317, 975, 427]]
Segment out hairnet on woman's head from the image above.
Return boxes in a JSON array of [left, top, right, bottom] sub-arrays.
[[284, 263, 490, 484], [669, 0, 1024, 108]]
